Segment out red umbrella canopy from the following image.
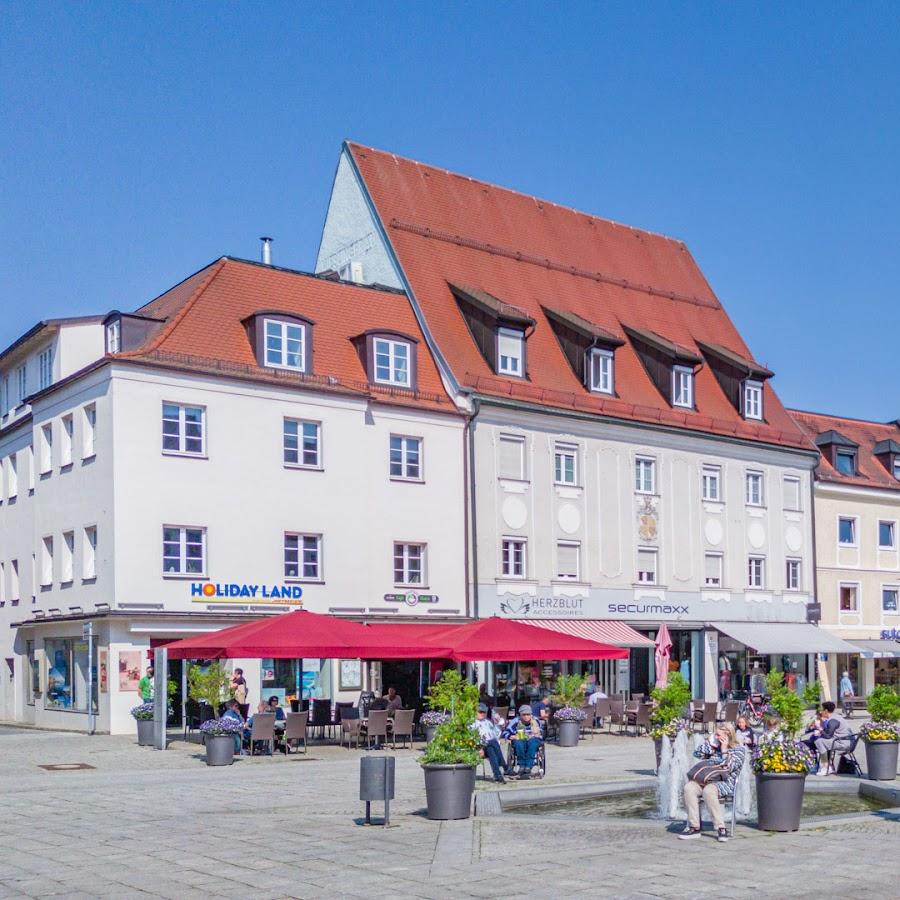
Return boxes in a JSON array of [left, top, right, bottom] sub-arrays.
[[165, 609, 452, 660]]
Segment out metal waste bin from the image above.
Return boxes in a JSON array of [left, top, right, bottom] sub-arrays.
[[360, 755, 395, 826]]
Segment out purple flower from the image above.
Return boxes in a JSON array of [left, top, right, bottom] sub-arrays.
[[130, 702, 155, 720], [553, 706, 587, 722], [420, 710, 450, 727], [200, 717, 243, 736]]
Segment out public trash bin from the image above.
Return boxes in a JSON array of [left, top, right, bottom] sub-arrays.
[[360, 755, 395, 826]]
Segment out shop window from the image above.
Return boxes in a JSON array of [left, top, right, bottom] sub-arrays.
[[25, 640, 38, 706], [501, 538, 526, 578], [283, 419, 321, 468], [44, 637, 95, 712], [554, 443, 578, 486], [838, 517, 857, 546], [498, 434, 525, 480], [883, 587, 899, 614], [637, 548, 658, 584], [839, 583, 859, 612], [704, 553, 723, 587], [878, 521, 896, 549]]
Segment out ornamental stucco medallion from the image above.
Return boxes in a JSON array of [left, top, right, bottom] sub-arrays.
[[501, 496, 528, 530], [558, 504, 581, 534], [636, 495, 659, 543]]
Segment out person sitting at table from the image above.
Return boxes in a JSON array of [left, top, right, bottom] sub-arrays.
[[383, 687, 403, 716], [221, 700, 244, 754], [267, 696, 286, 721], [478, 684, 495, 708], [472, 703, 506, 783], [243, 702, 272, 752], [502, 705, 544, 779], [531, 694, 552, 722]]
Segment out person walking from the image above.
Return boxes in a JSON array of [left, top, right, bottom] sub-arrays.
[[839, 671, 855, 717], [138, 666, 154, 705]]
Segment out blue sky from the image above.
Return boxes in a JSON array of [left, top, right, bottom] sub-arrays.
[[2, 2, 898, 420]]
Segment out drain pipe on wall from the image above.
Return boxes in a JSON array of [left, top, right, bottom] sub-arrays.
[[465, 398, 482, 621]]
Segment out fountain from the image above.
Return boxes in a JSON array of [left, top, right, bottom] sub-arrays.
[[654, 728, 692, 818]]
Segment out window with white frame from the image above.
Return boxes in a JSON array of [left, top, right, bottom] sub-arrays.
[[30, 554, 35, 600], [589, 348, 614, 394], [26, 444, 34, 491], [7, 453, 16, 500], [635, 456, 656, 494], [10, 559, 18, 601], [894, 458, 900, 481], [394, 542, 425, 585], [838, 517, 857, 546], [747, 555, 766, 589], [162, 526, 206, 575], [264, 318, 306, 371], [704, 553, 723, 587], [389, 435, 422, 480], [498, 434, 526, 480], [672, 366, 694, 408], [743, 380, 763, 420], [785, 558, 802, 591], [38, 348, 53, 390], [60, 414, 73, 466], [83, 526, 97, 580], [839, 582, 859, 612], [783, 475, 801, 511], [556, 541, 580, 581], [878, 521, 896, 549], [283, 419, 320, 468], [497, 327, 524, 377], [501, 538, 526, 578], [284, 533, 321, 580], [554, 443, 577, 485], [637, 548, 658, 584], [373, 338, 410, 387], [40, 423, 52, 474], [41, 536, 53, 586], [61, 530, 74, 583], [15, 364, 26, 405], [82, 404, 96, 458], [162, 403, 205, 455], [105, 320, 121, 354], [702, 465, 721, 502], [745, 471, 764, 506], [883, 586, 899, 614]]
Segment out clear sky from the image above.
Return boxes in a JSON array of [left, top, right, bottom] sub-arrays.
[[2, 2, 898, 420]]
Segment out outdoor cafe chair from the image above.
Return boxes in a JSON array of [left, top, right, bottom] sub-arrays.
[[607, 698, 626, 734], [361, 709, 390, 750], [340, 715, 361, 750], [718, 701, 741, 725], [579, 703, 596, 739], [248, 713, 276, 756], [309, 698, 333, 740], [390, 709, 415, 749], [693, 701, 719, 733], [626, 702, 652, 737], [334, 702, 354, 728], [282, 711, 308, 754], [594, 697, 611, 727]]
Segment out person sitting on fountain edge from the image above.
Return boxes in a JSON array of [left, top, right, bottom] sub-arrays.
[[471, 703, 506, 783], [502, 705, 544, 779]]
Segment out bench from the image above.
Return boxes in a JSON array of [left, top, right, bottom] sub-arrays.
[[841, 696, 867, 718]]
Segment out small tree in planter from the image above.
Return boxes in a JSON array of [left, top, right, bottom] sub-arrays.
[[130, 702, 155, 746], [552, 674, 587, 747], [751, 671, 815, 831], [649, 673, 691, 770], [861, 685, 900, 781], [188, 663, 231, 720], [419, 670, 480, 820], [200, 717, 243, 766]]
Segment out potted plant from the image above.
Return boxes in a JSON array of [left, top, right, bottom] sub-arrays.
[[649, 672, 691, 771], [420, 710, 450, 744], [751, 671, 815, 832], [552, 674, 587, 747], [861, 685, 900, 781], [188, 662, 231, 722], [200, 717, 243, 766], [419, 670, 480, 820], [131, 702, 155, 746]]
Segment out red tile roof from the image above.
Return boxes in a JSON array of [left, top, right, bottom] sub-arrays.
[[117, 258, 457, 413], [789, 409, 900, 492], [348, 142, 812, 451]]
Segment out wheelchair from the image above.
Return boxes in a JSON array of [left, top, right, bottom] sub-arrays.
[[505, 737, 546, 778]]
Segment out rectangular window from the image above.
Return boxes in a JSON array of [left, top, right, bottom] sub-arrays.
[[40, 423, 52, 473], [389, 435, 422, 480], [10, 559, 19, 601], [883, 587, 899, 613], [83, 526, 97, 580], [264, 319, 306, 371], [635, 457, 656, 494], [0, 562, 4, 604], [162, 526, 206, 575], [162, 403, 205, 455], [44, 637, 95, 713], [554, 443, 578, 486], [838, 517, 857, 546], [373, 338, 410, 387], [1, 375, 8, 413], [894, 458, 900, 481], [61, 530, 74, 584], [41, 536, 53, 586], [38, 348, 53, 390], [556, 541, 580, 581], [672, 366, 693, 408], [60, 414, 73, 466], [497, 327, 524, 377], [284, 533, 321, 580], [704, 553, 723, 587], [747, 556, 765, 589], [878, 521, 896, 549], [637, 548, 658, 584], [394, 542, 425, 585], [701, 465, 721, 502], [501, 538, 526, 578], [7, 453, 16, 500], [783, 475, 801, 511], [283, 419, 320, 468], [785, 558, 802, 591], [743, 381, 763, 420], [15, 365, 26, 405], [835, 449, 856, 475], [26, 444, 34, 491], [589, 348, 614, 394], [745, 471, 764, 506], [105, 320, 121, 354], [30, 554, 35, 600], [839, 583, 859, 612], [498, 435, 525, 480], [82, 404, 96, 458]]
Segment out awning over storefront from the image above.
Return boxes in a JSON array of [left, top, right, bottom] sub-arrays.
[[715, 622, 859, 654], [849, 640, 900, 659], [525, 619, 655, 648]]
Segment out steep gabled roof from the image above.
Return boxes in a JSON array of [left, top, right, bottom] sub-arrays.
[[347, 142, 810, 451]]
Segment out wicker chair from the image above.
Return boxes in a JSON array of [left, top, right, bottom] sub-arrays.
[[390, 709, 415, 749], [282, 711, 308, 754]]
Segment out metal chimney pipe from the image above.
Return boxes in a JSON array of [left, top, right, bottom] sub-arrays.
[[260, 236, 273, 265]]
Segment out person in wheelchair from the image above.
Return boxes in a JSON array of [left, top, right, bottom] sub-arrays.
[[502, 704, 544, 779]]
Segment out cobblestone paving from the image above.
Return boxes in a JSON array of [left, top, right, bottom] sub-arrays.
[[0, 725, 897, 899]]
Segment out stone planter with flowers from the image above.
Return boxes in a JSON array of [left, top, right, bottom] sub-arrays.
[[200, 717, 243, 766], [551, 674, 588, 747], [420, 710, 450, 745], [131, 703, 155, 746], [861, 686, 900, 781]]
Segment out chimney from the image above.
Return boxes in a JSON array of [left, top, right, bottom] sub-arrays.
[[260, 236, 273, 265]]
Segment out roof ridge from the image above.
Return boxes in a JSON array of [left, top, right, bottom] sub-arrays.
[[788, 407, 900, 429]]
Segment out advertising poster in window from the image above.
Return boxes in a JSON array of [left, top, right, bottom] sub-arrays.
[[118, 650, 142, 692], [99, 648, 108, 693], [339, 659, 362, 691]]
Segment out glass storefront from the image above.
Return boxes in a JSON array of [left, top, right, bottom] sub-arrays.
[[874, 657, 900, 688], [44, 637, 97, 712], [260, 658, 334, 705], [25, 640, 37, 706]]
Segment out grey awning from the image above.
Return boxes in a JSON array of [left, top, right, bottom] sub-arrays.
[[715, 622, 859, 654], [849, 640, 900, 659]]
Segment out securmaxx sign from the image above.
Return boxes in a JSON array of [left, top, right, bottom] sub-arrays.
[[190, 583, 303, 605]]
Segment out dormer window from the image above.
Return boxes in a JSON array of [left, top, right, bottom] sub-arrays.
[[895, 458, 900, 481], [743, 380, 763, 420], [374, 338, 410, 387], [835, 449, 857, 476], [697, 341, 773, 421], [105, 319, 121, 354], [265, 318, 306, 371], [589, 348, 614, 394], [672, 366, 694, 409], [497, 328, 524, 377]]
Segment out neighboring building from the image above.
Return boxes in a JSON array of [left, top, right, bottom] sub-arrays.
[[317, 141, 851, 701], [0, 257, 466, 732], [790, 410, 900, 695]]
